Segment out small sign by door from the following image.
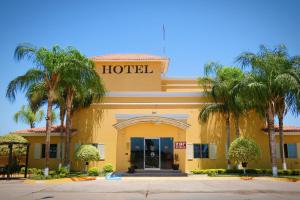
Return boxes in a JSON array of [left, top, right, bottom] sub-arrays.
[[175, 142, 186, 149]]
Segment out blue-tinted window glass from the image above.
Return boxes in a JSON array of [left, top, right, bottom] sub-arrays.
[[130, 137, 144, 169], [287, 144, 297, 158], [201, 144, 209, 158], [193, 144, 200, 158]]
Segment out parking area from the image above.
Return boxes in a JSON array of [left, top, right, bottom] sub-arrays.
[[0, 177, 300, 200]]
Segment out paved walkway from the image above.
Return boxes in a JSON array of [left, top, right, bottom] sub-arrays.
[[0, 177, 300, 200]]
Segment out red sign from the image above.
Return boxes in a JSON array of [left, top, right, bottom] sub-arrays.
[[175, 142, 186, 149]]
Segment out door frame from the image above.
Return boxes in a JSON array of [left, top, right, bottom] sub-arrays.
[[144, 138, 161, 170]]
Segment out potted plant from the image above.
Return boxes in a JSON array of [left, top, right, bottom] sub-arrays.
[[128, 153, 136, 173], [172, 153, 179, 170]]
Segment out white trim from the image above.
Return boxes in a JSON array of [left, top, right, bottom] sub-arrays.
[[162, 77, 198, 80], [16, 132, 77, 137], [105, 92, 206, 97], [92, 102, 215, 106], [262, 132, 300, 135], [91, 59, 169, 62], [115, 114, 189, 120], [16, 132, 62, 137], [161, 84, 199, 87]]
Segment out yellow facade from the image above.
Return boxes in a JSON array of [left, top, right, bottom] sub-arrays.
[[17, 54, 300, 172]]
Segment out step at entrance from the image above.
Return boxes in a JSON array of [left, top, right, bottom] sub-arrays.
[[119, 170, 188, 177]]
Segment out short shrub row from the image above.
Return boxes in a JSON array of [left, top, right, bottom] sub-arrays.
[[21, 167, 70, 180], [191, 169, 300, 176], [88, 163, 114, 176]]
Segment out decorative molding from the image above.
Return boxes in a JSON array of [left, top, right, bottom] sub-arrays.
[[113, 116, 190, 130], [105, 92, 206, 97]]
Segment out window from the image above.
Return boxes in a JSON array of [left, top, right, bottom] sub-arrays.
[[41, 144, 57, 158], [193, 144, 209, 158], [284, 144, 297, 158], [92, 144, 105, 160]]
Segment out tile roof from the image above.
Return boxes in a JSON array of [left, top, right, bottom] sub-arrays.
[[90, 54, 169, 61], [262, 125, 300, 132], [12, 125, 76, 135]]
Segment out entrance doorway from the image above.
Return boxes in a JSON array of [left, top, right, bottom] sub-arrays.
[[130, 137, 174, 170], [144, 138, 160, 169]]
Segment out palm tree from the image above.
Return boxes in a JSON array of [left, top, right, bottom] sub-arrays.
[[236, 44, 300, 176], [6, 43, 67, 171], [26, 82, 66, 164], [199, 62, 245, 169], [14, 105, 44, 128], [58, 48, 106, 167]]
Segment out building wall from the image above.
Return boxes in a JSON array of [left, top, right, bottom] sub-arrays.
[[18, 57, 300, 172]]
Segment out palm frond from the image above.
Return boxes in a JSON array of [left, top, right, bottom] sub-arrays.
[[198, 103, 226, 122], [6, 68, 44, 102]]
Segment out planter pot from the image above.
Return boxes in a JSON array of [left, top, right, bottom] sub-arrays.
[[172, 164, 179, 170], [128, 166, 135, 173], [241, 162, 248, 168]]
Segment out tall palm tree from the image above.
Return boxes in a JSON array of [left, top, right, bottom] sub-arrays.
[[236, 44, 300, 176], [6, 43, 67, 172], [58, 48, 106, 167], [26, 82, 66, 164], [14, 105, 44, 128], [199, 62, 245, 169]]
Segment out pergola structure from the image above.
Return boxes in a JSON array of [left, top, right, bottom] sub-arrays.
[[0, 142, 30, 180]]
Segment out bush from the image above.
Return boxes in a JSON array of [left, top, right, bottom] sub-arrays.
[[75, 145, 100, 162], [103, 163, 113, 174], [191, 168, 300, 176], [29, 168, 43, 175], [229, 137, 261, 167], [56, 166, 69, 178], [88, 167, 100, 176]]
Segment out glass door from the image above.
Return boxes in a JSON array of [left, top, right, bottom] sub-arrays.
[[144, 138, 160, 169], [160, 138, 174, 169]]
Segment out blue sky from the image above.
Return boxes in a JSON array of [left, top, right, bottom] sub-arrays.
[[0, 0, 300, 134]]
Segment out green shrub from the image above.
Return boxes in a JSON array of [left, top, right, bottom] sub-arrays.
[[20, 167, 25, 174], [56, 166, 69, 178], [217, 169, 226, 174], [88, 167, 100, 176], [103, 163, 113, 174], [49, 170, 56, 176], [207, 170, 217, 176], [29, 168, 43, 175], [229, 137, 261, 167], [292, 169, 300, 175], [31, 174, 46, 180], [75, 145, 100, 162], [191, 168, 300, 176]]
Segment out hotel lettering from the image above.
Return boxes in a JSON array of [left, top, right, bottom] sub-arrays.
[[102, 65, 154, 74]]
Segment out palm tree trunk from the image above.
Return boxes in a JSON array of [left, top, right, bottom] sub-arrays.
[[234, 112, 240, 138], [225, 112, 231, 169], [59, 105, 65, 166], [45, 90, 54, 175], [278, 113, 287, 170], [266, 103, 278, 176], [65, 90, 74, 168]]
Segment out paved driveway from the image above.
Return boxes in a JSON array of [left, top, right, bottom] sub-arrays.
[[0, 177, 300, 200]]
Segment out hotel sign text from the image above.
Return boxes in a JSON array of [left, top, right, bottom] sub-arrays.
[[102, 65, 154, 74]]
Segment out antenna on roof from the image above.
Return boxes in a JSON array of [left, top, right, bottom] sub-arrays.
[[162, 24, 166, 56]]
